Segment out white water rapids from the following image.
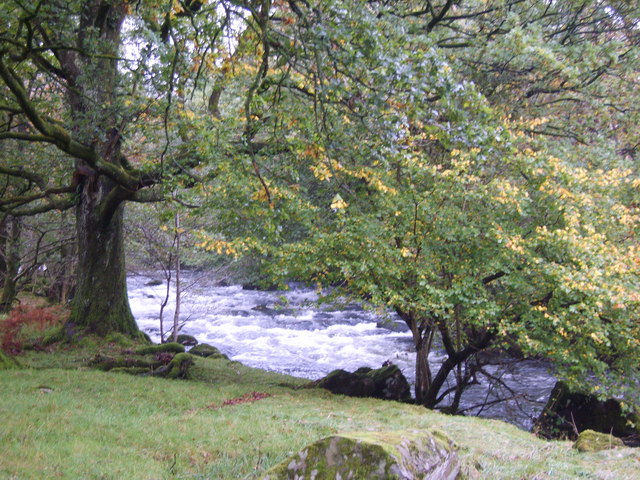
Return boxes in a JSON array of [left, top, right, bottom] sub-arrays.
[[128, 272, 556, 430]]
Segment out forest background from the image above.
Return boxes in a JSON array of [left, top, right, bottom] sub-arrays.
[[1, 0, 638, 416]]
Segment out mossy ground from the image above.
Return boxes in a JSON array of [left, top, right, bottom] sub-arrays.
[[0, 339, 638, 479]]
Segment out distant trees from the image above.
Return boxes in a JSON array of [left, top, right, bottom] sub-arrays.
[[0, 210, 75, 312]]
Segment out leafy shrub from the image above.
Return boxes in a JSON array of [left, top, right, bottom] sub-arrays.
[[1, 305, 68, 354]]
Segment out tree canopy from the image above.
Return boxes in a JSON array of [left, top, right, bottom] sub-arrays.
[[1, 0, 638, 410], [0, 0, 234, 333], [196, 0, 639, 408]]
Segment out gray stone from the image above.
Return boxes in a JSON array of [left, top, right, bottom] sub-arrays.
[[310, 364, 411, 402], [263, 429, 461, 480]]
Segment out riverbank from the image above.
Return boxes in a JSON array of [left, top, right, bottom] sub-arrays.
[[1, 339, 637, 479], [127, 273, 556, 430]]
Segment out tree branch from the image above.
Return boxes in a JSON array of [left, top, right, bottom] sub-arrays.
[[7, 195, 76, 217], [0, 165, 48, 189], [0, 56, 145, 190], [0, 130, 56, 143], [0, 186, 74, 210]]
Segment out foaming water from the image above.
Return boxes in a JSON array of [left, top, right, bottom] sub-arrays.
[[128, 272, 555, 429]]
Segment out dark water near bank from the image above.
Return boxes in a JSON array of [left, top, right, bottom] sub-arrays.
[[128, 272, 555, 430]]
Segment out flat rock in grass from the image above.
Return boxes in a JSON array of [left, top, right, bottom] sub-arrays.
[[263, 429, 461, 480], [573, 430, 625, 452]]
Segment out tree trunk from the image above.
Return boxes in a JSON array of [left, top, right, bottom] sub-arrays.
[[69, 189, 138, 336], [59, 236, 77, 304], [171, 212, 182, 342], [0, 215, 20, 312], [413, 329, 432, 406], [62, 2, 140, 337]]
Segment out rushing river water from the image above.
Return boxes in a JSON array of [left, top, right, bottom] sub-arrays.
[[128, 272, 556, 430]]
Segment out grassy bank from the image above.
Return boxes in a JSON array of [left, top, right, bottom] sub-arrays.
[[0, 342, 637, 479]]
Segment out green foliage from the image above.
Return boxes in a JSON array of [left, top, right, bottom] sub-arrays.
[[197, 0, 639, 410], [1, 0, 637, 408]]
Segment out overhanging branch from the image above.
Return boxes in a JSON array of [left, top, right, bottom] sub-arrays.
[[0, 165, 47, 189], [0, 56, 147, 191]]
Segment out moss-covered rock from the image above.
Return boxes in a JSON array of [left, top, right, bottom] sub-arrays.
[[0, 350, 19, 369], [189, 343, 228, 359], [89, 354, 159, 371], [573, 430, 625, 452], [309, 364, 411, 402], [263, 429, 461, 480], [175, 334, 198, 346], [153, 353, 194, 379], [134, 342, 185, 355]]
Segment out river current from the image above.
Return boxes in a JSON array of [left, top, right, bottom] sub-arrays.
[[128, 272, 556, 430]]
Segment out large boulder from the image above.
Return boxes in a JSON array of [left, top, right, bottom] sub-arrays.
[[263, 429, 461, 480], [535, 382, 639, 446], [573, 430, 625, 453], [310, 364, 411, 402]]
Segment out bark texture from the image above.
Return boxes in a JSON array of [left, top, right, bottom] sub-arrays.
[[71, 202, 137, 335]]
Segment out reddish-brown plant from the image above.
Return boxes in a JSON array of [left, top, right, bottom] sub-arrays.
[[1, 305, 67, 354]]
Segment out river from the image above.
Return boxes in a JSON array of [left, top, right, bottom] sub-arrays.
[[127, 272, 556, 430]]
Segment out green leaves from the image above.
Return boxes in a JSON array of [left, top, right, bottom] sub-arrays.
[[193, 0, 640, 407]]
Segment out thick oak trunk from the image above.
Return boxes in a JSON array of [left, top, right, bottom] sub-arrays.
[[70, 196, 138, 336], [68, 152, 138, 336], [63, 2, 140, 337]]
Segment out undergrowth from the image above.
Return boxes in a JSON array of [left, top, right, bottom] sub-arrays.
[[0, 304, 68, 354]]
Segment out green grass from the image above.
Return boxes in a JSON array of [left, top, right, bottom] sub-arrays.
[[0, 344, 638, 479]]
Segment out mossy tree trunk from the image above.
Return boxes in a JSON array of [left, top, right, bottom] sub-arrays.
[[0, 1, 191, 336], [70, 196, 137, 336], [0, 215, 20, 313], [61, 1, 139, 337]]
